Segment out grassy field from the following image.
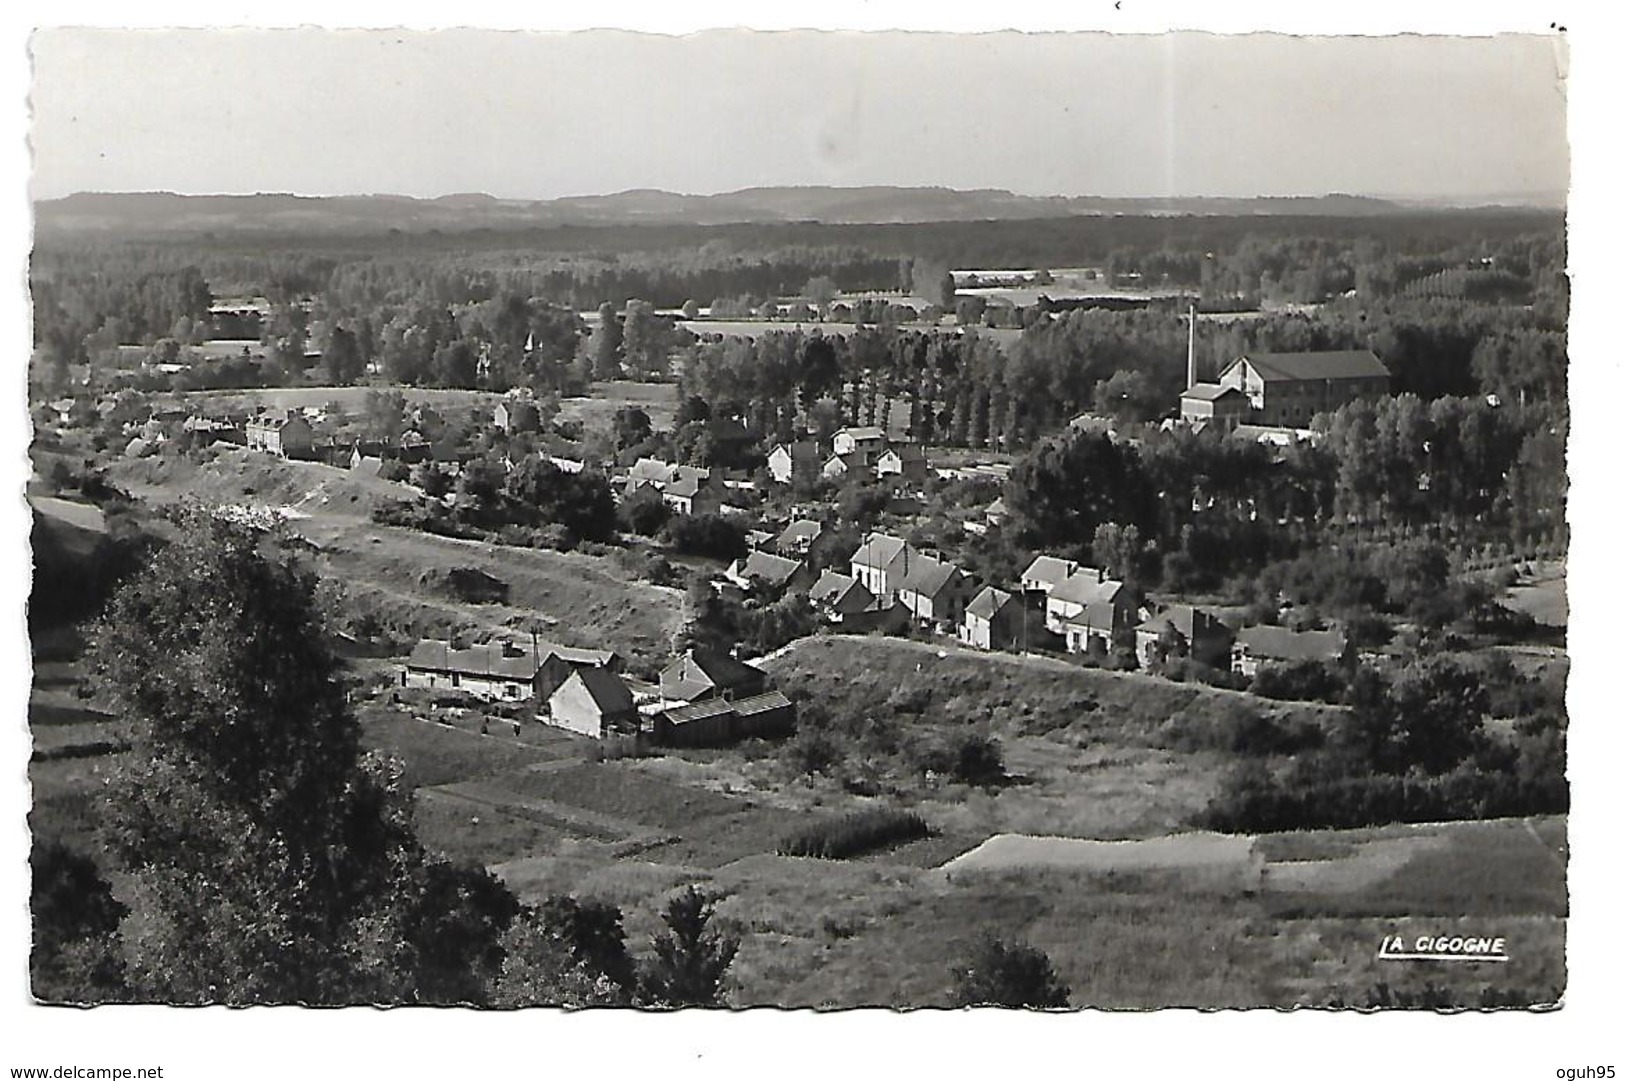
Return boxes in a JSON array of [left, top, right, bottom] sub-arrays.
[[106, 448, 685, 669]]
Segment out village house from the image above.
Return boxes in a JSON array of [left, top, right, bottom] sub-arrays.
[[1135, 605, 1236, 671], [1020, 555, 1084, 597], [1041, 567, 1112, 631], [658, 649, 771, 704], [546, 667, 638, 738], [895, 555, 976, 632], [822, 452, 874, 484], [723, 550, 813, 594], [809, 570, 876, 622], [832, 426, 888, 459], [958, 586, 1032, 651], [1049, 577, 1135, 655], [245, 409, 316, 458], [876, 442, 929, 484], [493, 399, 540, 434], [848, 531, 919, 604], [663, 473, 722, 516], [774, 519, 824, 557], [765, 440, 822, 485], [1232, 626, 1352, 679]]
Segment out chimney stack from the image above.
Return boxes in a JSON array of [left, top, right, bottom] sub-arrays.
[[1186, 304, 1198, 390]]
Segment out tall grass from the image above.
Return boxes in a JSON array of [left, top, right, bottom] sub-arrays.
[[778, 807, 929, 859]]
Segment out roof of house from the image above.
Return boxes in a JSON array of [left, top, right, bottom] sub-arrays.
[[732, 690, 793, 717], [768, 440, 820, 460], [1236, 625, 1348, 661], [896, 555, 964, 598], [660, 650, 766, 700], [851, 532, 910, 571], [985, 496, 1008, 516], [966, 586, 1016, 621], [407, 639, 543, 681], [1064, 599, 1123, 633], [1181, 383, 1248, 402], [776, 519, 823, 547], [1234, 350, 1390, 383], [660, 697, 737, 726], [560, 667, 635, 714], [1021, 555, 1079, 588], [880, 443, 927, 463], [1136, 605, 1232, 640], [732, 550, 805, 585], [811, 569, 860, 603], [665, 476, 705, 498], [629, 457, 676, 483], [837, 426, 887, 441], [538, 642, 618, 668], [1049, 574, 1123, 607]]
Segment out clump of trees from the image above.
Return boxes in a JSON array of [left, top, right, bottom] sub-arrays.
[[1196, 656, 1567, 833]]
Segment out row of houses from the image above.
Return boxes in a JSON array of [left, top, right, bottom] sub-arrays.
[[401, 638, 792, 746], [766, 426, 929, 487]]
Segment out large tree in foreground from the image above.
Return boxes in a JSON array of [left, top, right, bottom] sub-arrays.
[[87, 511, 512, 1004]]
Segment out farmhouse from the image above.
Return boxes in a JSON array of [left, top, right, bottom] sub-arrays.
[[1050, 578, 1135, 655], [246, 409, 316, 458], [1135, 605, 1235, 670], [822, 452, 873, 483], [546, 668, 638, 738], [659, 649, 770, 704], [1183, 350, 1390, 430], [896, 555, 976, 631], [403, 639, 545, 701], [1232, 626, 1351, 679], [663, 474, 722, 516]]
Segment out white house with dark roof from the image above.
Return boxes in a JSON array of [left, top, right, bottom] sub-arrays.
[[1020, 555, 1089, 597], [959, 586, 1027, 651], [832, 426, 888, 458], [1135, 605, 1234, 670], [1183, 350, 1390, 430], [766, 440, 822, 485], [774, 519, 824, 556], [849, 532, 918, 603], [724, 550, 811, 593], [546, 667, 638, 737]]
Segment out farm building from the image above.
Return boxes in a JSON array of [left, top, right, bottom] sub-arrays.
[[654, 690, 795, 747], [1232, 626, 1351, 679], [659, 649, 770, 704], [546, 668, 638, 738], [246, 409, 316, 458], [1183, 350, 1390, 429], [1135, 605, 1235, 670]]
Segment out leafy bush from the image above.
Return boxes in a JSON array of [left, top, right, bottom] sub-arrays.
[[1249, 659, 1348, 704], [949, 934, 1070, 1009], [1154, 700, 1323, 757], [777, 807, 929, 859]]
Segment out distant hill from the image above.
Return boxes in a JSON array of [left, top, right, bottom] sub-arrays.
[[32, 186, 1457, 236]]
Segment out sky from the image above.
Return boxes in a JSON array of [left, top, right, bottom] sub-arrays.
[[27, 27, 1569, 203]]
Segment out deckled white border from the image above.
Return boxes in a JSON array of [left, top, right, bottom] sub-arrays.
[[3, 4, 1616, 1079]]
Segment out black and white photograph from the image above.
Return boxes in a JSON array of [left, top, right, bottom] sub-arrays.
[[7, 4, 1616, 1077]]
